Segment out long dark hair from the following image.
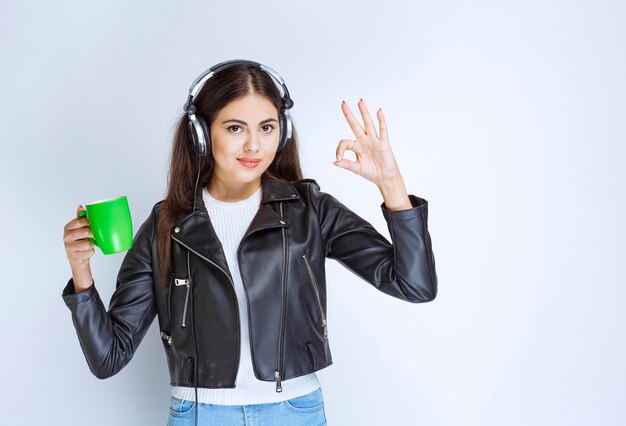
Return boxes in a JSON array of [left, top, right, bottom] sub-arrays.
[[156, 63, 303, 290]]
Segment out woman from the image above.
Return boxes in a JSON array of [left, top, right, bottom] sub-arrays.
[[62, 59, 438, 426]]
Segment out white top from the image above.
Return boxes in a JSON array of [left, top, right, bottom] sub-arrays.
[[171, 185, 321, 405]]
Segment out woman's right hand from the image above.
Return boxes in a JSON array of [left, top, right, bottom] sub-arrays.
[[63, 205, 96, 291]]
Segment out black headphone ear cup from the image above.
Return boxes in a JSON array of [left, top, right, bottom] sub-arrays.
[[277, 111, 287, 152], [196, 116, 211, 156], [188, 115, 210, 157], [187, 120, 203, 157]]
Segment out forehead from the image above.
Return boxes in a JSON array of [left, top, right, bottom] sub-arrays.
[[218, 93, 278, 118]]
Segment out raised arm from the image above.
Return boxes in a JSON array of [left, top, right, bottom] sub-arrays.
[[61, 207, 157, 379], [309, 181, 437, 302], [322, 98, 437, 302]]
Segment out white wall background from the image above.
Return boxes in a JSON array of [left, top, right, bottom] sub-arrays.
[[1, 0, 624, 425]]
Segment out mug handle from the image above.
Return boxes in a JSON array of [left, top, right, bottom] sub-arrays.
[[78, 210, 98, 246]]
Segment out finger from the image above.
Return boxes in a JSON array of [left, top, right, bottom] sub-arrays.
[[70, 247, 95, 261], [66, 206, 90, 231], [64, 225, 94, 245], [74, 226, 94, 241], [341, 100, 366, 138], [335, 139, 358, 161], [65, 216, 90, 232], [377, 108, 389, 141], [65, 237, 94, 258], [70, 239, 95, 253], [75, 206, 91, 225], [357, 99, 378, 138], [333, 157, 361, 174]]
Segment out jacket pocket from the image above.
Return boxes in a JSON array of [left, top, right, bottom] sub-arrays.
[[301, 251, 328, 340], [186, 356, 195, 385], [168, 273, 174, 326], [304, 342, 318, 371]]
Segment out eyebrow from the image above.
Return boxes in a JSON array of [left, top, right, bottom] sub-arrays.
[[221, 118, 279, 125]]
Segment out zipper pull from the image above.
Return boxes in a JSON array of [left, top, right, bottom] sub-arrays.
[[274, 370, 282, 393], [160, 331, 172, 346], [322, 319, 328, 340], [175, 278, 190, 328]]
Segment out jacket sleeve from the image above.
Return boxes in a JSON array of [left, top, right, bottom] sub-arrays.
[[308, 181, 438, 303], [61, 207, 158, 379]]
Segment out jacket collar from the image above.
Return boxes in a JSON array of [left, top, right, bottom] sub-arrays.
[[190, 172, 300, 212], [171, 173, 300, 275]]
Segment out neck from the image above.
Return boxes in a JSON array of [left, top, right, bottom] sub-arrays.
[[207, 177, 262, 202]]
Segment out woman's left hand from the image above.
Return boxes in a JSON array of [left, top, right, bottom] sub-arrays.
[[334, 99, 402, 186]]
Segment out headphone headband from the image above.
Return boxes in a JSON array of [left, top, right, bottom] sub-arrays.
[[184, 59, 294, 114]]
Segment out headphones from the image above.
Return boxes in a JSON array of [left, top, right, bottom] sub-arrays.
[[183, 59, 295, 158]]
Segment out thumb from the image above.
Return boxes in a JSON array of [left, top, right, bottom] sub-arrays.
[[333, 158, 359, 173]]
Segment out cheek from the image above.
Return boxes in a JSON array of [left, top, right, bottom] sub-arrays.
[[264, 135, 280, 153], [211, 139, 236, 157]]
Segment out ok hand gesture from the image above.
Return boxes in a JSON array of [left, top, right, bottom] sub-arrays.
[[333, 99, 403, 187]]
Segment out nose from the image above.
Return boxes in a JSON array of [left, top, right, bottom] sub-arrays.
[[244, 133, 260, 153]]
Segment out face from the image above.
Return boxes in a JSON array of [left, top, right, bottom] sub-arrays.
[[208, 93, 280, 198]]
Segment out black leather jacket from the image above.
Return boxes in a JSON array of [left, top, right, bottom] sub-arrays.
[[62, 174, 437, 393]]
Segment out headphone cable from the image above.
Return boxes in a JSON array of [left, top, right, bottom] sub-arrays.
[[190, 154, 201, 426]]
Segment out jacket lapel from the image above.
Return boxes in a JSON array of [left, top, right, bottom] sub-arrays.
[[171, 173, 300, 274]]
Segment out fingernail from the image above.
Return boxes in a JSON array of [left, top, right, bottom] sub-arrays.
[[342, 100, 345, 105], [359, 98, 363, 104], [336, 153, 340, 160]]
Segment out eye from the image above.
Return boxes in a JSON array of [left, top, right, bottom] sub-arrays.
[[262, 124, 275, 132], [228, 125, 242, 133]]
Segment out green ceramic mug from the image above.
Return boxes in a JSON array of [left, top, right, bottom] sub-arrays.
[[77, 195, 133, 255]]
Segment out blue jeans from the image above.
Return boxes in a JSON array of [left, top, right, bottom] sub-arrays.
[[167, 387, 327, 426]]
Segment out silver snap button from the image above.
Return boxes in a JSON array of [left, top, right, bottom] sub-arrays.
[[291, 194, 296, 197], [174, 226, 180, 233], [280, 220, 286, 225]]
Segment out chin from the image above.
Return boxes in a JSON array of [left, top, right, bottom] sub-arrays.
[[238, 168, 265, 182]]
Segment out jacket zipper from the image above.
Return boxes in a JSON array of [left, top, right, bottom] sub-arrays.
[[275, 202, 286, 393], [164, 273, 174, 347], [168, 273, 174, 327], [175, 278, 190, 328], [171, 233, 241, 386], [161, 331, 172, 346], [302, 253, 328, 339]]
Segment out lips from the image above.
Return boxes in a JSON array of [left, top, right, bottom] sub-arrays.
[[238, 158, 261, 168]]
